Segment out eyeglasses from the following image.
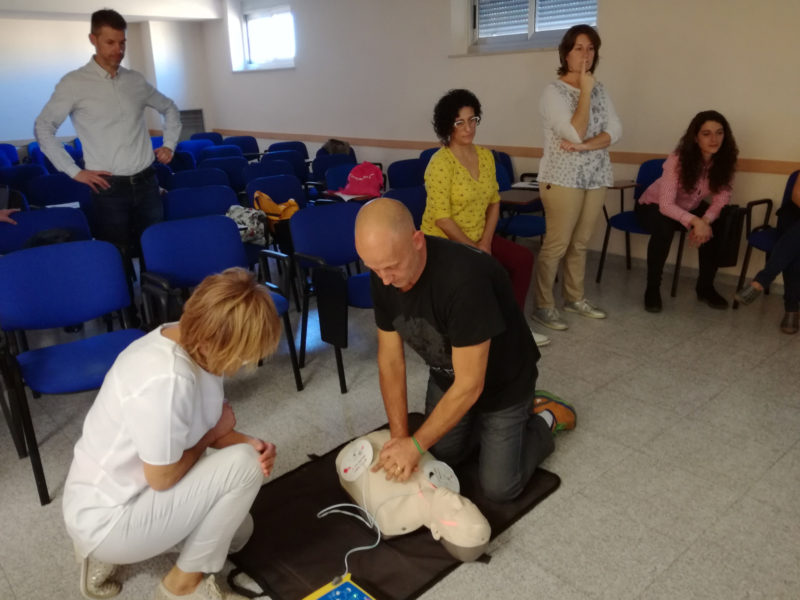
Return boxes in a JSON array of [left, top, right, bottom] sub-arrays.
[[453, 115, 481, 129]]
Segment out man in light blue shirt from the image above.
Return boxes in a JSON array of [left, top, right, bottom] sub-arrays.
[[34, 9, 181, 314]]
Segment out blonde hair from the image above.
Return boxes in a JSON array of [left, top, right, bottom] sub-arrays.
[[180, 268, 281, 375]]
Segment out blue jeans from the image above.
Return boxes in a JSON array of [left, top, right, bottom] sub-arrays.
[[424, 377, 554, 502], [754, 219, 800, 311], [92, 166, 162, 280]]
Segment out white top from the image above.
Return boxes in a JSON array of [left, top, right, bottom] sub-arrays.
[[34, 58, 181, 177], [538, 80, 622, 189], [63, 325, 223, 557]]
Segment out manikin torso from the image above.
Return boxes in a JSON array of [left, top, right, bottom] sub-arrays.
[[335, 430, 491, 561]]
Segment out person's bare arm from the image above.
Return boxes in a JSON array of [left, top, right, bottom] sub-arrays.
[[376, 328, 410, 438]]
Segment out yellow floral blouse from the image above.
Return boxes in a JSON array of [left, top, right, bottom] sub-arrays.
[[421, 145, 500, 242]]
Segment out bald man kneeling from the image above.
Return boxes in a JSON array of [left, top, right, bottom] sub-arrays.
[[355, 198, 575, 503]]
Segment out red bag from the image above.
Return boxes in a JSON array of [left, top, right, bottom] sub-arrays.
[[338, 162, 383, 197]]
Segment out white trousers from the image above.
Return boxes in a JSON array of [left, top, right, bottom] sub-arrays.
[[92, 443, 263, 573]]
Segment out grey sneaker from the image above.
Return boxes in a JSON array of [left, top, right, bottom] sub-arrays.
[[155, 575, 247, 600], [79, 555, 120, 599], [531, 307, 568, 331], [734, 283, 762, 306], [531, 328, 551, 346], [563, 299, 607, 319]]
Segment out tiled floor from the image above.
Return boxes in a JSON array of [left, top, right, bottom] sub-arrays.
[[1, 251, 798, 600]]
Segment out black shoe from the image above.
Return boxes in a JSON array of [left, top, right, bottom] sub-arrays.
[[696, 286, 729, 309], [644, 286, 662, 313]]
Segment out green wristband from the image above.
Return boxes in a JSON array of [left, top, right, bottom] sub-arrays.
[[411, 436, 425, 455]]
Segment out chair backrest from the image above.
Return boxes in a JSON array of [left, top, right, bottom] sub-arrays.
[[0, 164, 48, 196], [384, 186, 427, 228], [325, 163, 355, 191], [492, 150, 514, 182], [25, 172, 91, 208], [197, 156, 249, 192], [244, 174, 306, 208], [262, 150, 307, 181], [141, 215, 248, 288], [169, 151, 196, 172], [176, 139, 215, 162], [224, 136, 260, 157], [495, 162, 512, 191], [290, 202, 361, 268], [634, 158, 667, 201], [191, 131, 224, 145], [0, 206, 91, 255], [387, 158, 426, 189], [0, 154, 10, 168], [268, 141, 309, 161], [0, 143, 20, 165], [0, 240, 130, 330], [163, 185, 239, 221], [199, 144, 244, 162], [243, 160, 294, 184], [419, 147, 439, 165], [311, 153, 356, 182], [170, 167, 230, 189]]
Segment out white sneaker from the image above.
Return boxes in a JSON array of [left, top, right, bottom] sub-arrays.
[[531, 328, 551, 347], [531, 307, 568, 331], [563, 299, 607, 319]]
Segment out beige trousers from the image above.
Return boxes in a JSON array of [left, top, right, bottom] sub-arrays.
[[534, 183, 607, 308]]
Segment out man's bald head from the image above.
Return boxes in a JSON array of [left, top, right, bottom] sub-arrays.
[[356, 198, 426, 292]]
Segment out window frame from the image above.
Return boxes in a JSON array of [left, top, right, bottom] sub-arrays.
[[467, 0, 597, 55], [240, 3, 296, 71]]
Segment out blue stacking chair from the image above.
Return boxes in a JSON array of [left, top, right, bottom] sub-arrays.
[[268, 141, 309, 161], [261, 150, 308, 184], [191, 131, 224, 146], [733, 169, 800, 307], [290, 202, 372, 393], [243, 160, 294, 185], [387, 158, 426, 189], [0, 240, 145, 504], [162, 185, 238, 221], [315, 143, 357, 162], [25, 172, 91, 209], [169, 151, 196, 172], [0, 154, 11, 168], [324, 163, 355, 192], [419, 147, 439, 165], [0, 143, 20, 165], [595, 158, 668, 286], [176, 139, 214, 164], [0, 164, 48, 198], [169, 167, 230, 190], [198, 156, 248, 193], [223, 136, 261, 160], [244, 173, 307, 209], [384, 186, 427, 229], [0, 207, 91, 255], [308, 154, 356, 199], [199, 144, 244, 163], [140, 215, 302, 390]]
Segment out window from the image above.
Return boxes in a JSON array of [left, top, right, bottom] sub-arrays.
[[242, 4, 295, 69], [472, 0, 597, 52]]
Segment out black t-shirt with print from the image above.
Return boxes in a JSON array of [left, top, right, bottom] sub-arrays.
[[371, 236, 539, 412]]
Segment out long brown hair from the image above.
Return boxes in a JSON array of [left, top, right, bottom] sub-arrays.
[[676, 110, 738, 194]]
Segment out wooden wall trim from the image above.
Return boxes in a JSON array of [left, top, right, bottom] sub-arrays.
[[211, 129, 800, 175]]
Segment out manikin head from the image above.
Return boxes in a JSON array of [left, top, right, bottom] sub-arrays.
[[335, 430, 491, 561]]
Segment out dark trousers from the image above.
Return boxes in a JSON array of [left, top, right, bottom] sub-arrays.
[[754, 219, 800, 312], [635, 201, 722, 291], [92, 166, 162, 290]]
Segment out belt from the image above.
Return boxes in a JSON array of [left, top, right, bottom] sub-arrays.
[[109, 166, 155, 184]]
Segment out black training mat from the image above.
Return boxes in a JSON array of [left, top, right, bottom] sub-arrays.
[[229, 413, 560, 600]]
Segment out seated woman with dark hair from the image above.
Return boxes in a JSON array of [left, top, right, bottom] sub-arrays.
[[422, 88, 549, 347], [735, 173, 800, 334], [635, 110, 739, 312], [63, 268, 282, 600]]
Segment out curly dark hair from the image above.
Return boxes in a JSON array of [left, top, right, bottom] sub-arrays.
[[675, 110, 738, 194], [432, 89, 482, 145], [557, 25, 601, 76]]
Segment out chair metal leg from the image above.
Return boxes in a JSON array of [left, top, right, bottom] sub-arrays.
[[299, 285, 310, 368], [733, 244, 754, 309], [9, 367, 50, 505], [625, 232, 632, 270], [671, 230, 686, 298], [0, 358, 27, 458], [334, 346, 347, 394], [282, 313, 303, 391], [595, 224, 612, 283]]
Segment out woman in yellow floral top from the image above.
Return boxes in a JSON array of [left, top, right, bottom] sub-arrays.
[[422, 89, 548, 346]]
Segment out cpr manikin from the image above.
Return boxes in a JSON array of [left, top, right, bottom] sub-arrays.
[[335, 430, 491, 561]]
